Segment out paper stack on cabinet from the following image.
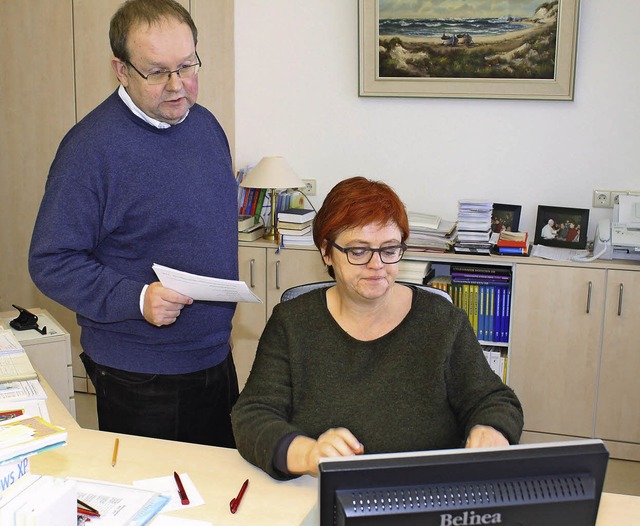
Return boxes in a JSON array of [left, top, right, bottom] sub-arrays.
[[0, 331, 37, 383], [454, 199, 493, 254], [406, 215, 457, 253], [0, 331, 49, 421]]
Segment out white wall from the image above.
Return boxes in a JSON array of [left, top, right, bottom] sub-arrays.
[[234, 1, 640, 237]]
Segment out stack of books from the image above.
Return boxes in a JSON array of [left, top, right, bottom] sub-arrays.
[[448, 264, 512, 343], [277, 208, 315, 247], [406, 212, 457, 253], [397, 260, 433, 285], [237, 214, 265, 242], [454, 200, 493, 254], [495, 231, 529, 256]]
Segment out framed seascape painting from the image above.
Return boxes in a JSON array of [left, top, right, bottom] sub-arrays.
[[359, 0, 581, 100], [534, 205, 589, 249], [492, 204, 522, 233]]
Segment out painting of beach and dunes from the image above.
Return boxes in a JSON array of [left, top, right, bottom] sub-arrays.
[[359, 0, 580, 99]]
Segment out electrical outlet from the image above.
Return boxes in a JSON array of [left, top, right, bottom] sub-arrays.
[[611, 190, 640, 206], [611, 191, 625, 206], [301, 179, 317, 196], [592, 190, 611, 208]]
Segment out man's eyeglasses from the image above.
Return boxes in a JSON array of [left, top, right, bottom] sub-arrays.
[[329, 241, 407, 265], [125, 52, 202, 85]]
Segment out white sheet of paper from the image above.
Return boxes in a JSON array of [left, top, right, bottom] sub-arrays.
[[133, 472, 204, 511], [0, 331, 23, 353], [153, 264, 262, 303]]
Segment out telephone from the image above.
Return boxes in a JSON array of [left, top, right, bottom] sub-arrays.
[[571, 218, 612, 262], [593, 218, 613, 260]]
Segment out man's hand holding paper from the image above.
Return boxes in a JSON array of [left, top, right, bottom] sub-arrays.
[[152, 264, 262, 304]]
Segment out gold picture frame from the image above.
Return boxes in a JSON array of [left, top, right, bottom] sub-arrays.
[[359, 0, 581, 100]]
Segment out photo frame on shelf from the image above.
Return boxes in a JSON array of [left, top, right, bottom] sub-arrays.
[[492, 204, 522, 233], [358, 0, 580, 100], [534, 205, 589, 249]]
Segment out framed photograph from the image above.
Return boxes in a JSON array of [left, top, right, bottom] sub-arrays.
[[492, 204, 522, 233], [534, 205, 589, 249], [359, 0, 580, 100]]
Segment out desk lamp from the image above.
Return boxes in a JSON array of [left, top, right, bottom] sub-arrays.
[[240, 156, 305, 241]]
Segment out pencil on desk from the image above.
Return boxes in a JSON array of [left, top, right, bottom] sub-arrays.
[[112, 437, 119, 467]]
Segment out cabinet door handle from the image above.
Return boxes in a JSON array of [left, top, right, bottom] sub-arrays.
[[617, 283, 624, 316], [249, 259, 255, 288], [586, 281, 592, 314], [275, 260, 281, 290]]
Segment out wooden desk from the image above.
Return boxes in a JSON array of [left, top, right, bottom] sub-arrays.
[[31, 381, 640, 525]]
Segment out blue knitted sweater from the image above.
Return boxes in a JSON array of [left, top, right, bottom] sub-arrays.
[[29, 91, 238, 374]]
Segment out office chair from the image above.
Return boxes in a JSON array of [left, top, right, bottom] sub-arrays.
[[280, 281, 452, 303]]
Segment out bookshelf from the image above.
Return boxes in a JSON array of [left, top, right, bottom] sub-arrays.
[[405, 253, 515, 383]]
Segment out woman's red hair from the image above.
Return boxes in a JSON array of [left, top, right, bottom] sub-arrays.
[[313, 177, 409, 265]]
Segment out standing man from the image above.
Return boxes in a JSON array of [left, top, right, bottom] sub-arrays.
[[29, 0, 238, 447]]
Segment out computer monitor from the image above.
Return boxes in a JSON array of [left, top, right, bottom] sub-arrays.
[[318, 439, 609, 526]]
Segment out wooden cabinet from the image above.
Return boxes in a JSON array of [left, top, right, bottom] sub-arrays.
[[232, 243, 327, 389], [509, 264, 605, 437], [595, 270, 640, 446], [509, 262, 640, 460]]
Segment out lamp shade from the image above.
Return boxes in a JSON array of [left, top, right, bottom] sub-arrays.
[[240, 156, 304, 190]]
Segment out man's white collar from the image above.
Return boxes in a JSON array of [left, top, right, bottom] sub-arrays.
[[118, 84, 188, 128]]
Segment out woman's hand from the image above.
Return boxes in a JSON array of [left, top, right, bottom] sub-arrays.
[[465, 425, 509, 448], [287, 427, 365, 476]]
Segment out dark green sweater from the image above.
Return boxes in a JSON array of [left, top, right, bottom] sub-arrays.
[[231, 286, 523, 479]]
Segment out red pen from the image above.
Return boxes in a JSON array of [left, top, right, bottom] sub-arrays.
[[77, 499, 101, 517], [230, 479, 249, 513], [173, 471, 190, 505]]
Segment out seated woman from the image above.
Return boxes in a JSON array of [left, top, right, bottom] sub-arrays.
[[231, 176, 523, 480]]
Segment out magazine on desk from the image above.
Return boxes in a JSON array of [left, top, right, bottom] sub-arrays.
[[0, 415, 66, 465]]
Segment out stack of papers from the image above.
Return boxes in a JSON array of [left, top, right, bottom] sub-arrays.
[[530, 245, 588, 261], [0, 331, 48, 421], [0, 332, 37, 383], [406, 212, 457, 253], [455, 200, 493, 253]]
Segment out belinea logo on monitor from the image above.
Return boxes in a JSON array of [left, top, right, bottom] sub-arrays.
[[440, 510, 502, 525]]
